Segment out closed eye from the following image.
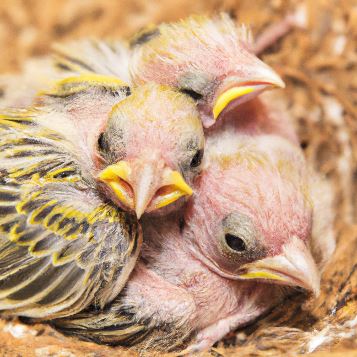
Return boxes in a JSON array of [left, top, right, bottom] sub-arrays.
[[225, 233, 247, 252], [190, 149, 204, 168], [180, 88, 203, 101], [97, 133, 107, 151]]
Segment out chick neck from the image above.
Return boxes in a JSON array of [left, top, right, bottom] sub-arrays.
[[130, 213, 283, 332]]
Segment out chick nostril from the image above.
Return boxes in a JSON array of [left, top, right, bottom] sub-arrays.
[[225, 233, 246, 252]]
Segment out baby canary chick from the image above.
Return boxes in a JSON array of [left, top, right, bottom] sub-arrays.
[[94, 82, 204, 217], [130, 14, 285, 127], [0, 37, 207, 216], [55, 131, 329, 352], [207, 93, 336, 268], [0, 100, 141, 319]]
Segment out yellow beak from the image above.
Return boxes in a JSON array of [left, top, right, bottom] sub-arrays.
[[149, 169, 193, 211], [98, 161, 134, 210], [213, 70, 285, 120], [237, 238, 320, 296], [98, 161, 193, 218]]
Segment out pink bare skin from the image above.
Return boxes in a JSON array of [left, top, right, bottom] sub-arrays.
[[130, 14, 286, 128], [206, 94, 299, 144], [36, 82, 205, 218], [54, 102, 333, 352], [126, 219, 286, 352], [119, 130, 320, 352]]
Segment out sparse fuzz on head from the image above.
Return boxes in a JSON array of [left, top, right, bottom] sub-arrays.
[[184, 132, 319, 294], [130, 14, 285, 127], [94, 83, 205, 217]]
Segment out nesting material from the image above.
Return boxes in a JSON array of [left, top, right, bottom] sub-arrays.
[[0, 0, 356, 356]]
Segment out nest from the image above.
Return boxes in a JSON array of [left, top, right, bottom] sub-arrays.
[[0, 0, 356, 356]]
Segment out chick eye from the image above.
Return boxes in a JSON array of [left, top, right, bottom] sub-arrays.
[[180, 88, 203, 101], [97, 133, 106, 151], [225, 233, 246, 252], [190, 149, 204, 168]]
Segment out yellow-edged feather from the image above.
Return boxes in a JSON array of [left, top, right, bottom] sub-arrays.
[[0, 110, 141, 319]]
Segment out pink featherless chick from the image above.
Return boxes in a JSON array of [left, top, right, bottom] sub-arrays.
[[54, 130, 334, 352], [130, 14, 286, 128]]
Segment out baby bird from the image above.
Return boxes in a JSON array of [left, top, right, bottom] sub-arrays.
[[130, 14, 285, 127], [0, 79, 205, 319], [1, 49, 205, 217], [54, 132, 331, 352], [0, 105, 141, 319], [15, 75, 204, 218], [94, 82, 204, 217]]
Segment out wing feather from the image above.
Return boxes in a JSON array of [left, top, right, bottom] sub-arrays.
[[53, 39, 131, 83], [0, 112, 141, 319]]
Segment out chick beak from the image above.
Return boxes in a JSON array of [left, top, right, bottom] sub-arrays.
[[213, 64, 285, 120], [98, 161, 193, 218], [98, 161, 134, 211], [148, 168, 193, 213], [237, 238, 320, 296]]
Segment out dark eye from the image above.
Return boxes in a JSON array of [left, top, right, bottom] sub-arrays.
[[225, 233, 246, 252], [180, 88, 203, 101], [97, 133, 106, 151], [190, 149, 204, 168]]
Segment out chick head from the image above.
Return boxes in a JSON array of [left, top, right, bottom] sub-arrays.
[[97, 83, 205, 218], [184, 133, 319, 295], [131, 14, 285, 127]]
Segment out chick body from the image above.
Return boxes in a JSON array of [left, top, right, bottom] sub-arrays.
[[0, 108, 141, 319], [55, 128, 334, 351]]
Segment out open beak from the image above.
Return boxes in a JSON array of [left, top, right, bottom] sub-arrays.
[[98, 160, 193, 219], [237, 238, 320, 296], [213, 66, 285, 120]]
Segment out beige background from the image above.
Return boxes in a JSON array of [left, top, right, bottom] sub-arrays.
[[0, 0, 356, 356]]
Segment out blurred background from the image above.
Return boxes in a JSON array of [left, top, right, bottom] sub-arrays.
[[0, 0, 356, 356]]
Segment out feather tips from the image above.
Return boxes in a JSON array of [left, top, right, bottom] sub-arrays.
[[0, 111, 141, 318], [53, 39, 132, 83], [41, 73, 130, 98]]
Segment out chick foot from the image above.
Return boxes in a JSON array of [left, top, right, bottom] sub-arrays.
[[179, 308, 267, 355]]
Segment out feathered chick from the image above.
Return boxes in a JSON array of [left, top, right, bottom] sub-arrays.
[[0, 107, 141, 319], [130, 14, 285, 128], [0, 78, 205, 319], [1, 51, 205, 217], [54, 132, 328, 352]]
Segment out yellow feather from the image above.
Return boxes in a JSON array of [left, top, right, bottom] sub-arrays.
[[40, 73, 129, 98]]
